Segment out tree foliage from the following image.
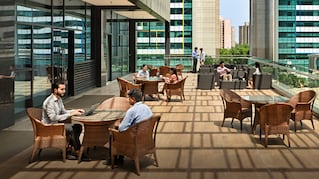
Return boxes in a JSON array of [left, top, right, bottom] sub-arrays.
[[220, 44, 249, 56]]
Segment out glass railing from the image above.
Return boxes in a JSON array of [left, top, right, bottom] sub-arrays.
[[163, 54, 319, 114], [248, 57, 319, 114]]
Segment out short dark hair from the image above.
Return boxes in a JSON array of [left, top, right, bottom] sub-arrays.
[[219, 61, 224, 65], [128, 88, 142, 102], [51, 80, 65, 92]]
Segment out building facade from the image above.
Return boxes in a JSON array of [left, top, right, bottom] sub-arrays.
[[136, 0, 220, 68], [0, 0, 169, 130], [250, 0, 319, 69], [239, 22, 250, 45], [220, 18, 233, 49]]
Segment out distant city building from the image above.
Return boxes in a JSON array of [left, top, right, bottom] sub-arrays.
[[250, 0, 319, 69], [239, 22, 249, 45], [231, 26, 236, 47], [220, 17, 233, 49], [136, 0, 220, 66]]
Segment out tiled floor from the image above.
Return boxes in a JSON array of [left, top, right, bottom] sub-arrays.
[[1, 73, 319, 179]]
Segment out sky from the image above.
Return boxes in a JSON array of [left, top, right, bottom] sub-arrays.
[[220, 0, 250, 42]]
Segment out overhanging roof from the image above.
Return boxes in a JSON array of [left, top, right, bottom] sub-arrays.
[[82, 0, 169, 21]]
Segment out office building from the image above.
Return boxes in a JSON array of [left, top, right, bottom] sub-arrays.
[[136, 0, 220, 67], [239, 22, 249, 45], [0, 0, 169, 130], [220, 18, 233, 49], [250, 0, 319, 68]]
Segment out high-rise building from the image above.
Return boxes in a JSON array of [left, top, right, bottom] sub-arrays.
[[250, 0, 319, 68], [220, 18, 233, 49], [239, 22, 249, 45], [136, 0, 220, 66]]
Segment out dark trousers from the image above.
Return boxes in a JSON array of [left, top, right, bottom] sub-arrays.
[[193, 58, 198, 73], [65, 123, 82, 151]]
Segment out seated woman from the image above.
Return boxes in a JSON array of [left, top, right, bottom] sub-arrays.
[[161, 68, 178, 93], [247, 62, 262, 89]]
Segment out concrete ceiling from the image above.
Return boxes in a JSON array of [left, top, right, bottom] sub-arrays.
[[82, 0, 157, 19], [82, 0, 134, 6]]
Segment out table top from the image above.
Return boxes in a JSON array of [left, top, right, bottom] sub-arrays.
[[242, 95, 289, 104], [135, 76, 164, 82], [72, 109, 126, 123]]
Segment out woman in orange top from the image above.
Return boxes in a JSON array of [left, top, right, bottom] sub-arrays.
[[161, 68, 179, 93]]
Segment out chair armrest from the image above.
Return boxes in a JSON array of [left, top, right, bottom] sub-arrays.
[[37, 123, 66, 136], [294, 102, 311, 111]]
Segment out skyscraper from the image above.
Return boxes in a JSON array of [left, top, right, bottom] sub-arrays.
[[239, 22, 249, 45], [250, 0, 319, 69]]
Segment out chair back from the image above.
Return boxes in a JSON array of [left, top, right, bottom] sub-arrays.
[[288, 90, 316, 108], [110, 115, 161, 157], [117, 77, 129, 97], [149, 68, 158, 77], [126, 81, 142, 91], [159, 66, 170, 76], [97, 97, 130, 111], [259, 103, 293, 128], [26, 108, 43, 138]]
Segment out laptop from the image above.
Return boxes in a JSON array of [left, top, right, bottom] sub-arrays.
[[83, 103, 100, 116]]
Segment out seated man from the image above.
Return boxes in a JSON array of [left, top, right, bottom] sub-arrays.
[[136, 64, 150, 78], [110, 88, 153, 164], [42, 80, 89, 160], [118, 88, 153, 132], [217, 61, 232, 81]]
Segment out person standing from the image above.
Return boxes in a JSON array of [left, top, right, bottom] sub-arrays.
[[192, 47, 198, 73], [42, 80, 88, 160], [200, 48, 206, 65]]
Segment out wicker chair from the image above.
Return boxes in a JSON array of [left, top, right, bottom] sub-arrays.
[[159, 66, 171, 77], [175, 64, 184, 79], [108, 115, 161, 175], [164, 76, 188, 102], [259, 103, 293, 147], [97, 97, 131, 111], [140, 80, 160, 101], [117, 77, 129, 97], [220, 89, 252, 131], [26, 108, 67, 162], [149, 68, 158, 77], [288, 90, 316, 132], [126, 81, 142, 92]]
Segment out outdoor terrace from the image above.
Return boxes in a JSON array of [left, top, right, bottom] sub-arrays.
[[1, 72, 319, 179]]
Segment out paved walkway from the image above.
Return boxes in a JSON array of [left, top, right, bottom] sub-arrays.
[[1, 73, 319, 179]]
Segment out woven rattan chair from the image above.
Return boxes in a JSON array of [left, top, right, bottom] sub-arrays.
[[140, 80, 160, 101], [259, 103, 293, 147], [97, 97, 131, 111], [175, 64, 184, 79], [159, 66, 171, 77], [164, 76, 188, 102], [108, 115, 161, 175], [117, 77, 129, 97], [126, 81, 142, 92], [149, 68, 158, 77], [288, 90, 316, 131], [220, 89, 252, 131], [26, 108, 67, 162]]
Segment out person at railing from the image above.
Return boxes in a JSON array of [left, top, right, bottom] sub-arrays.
[[217, 61, 232, 81], [200, 48, 206, 65], [247, 62, 262, 89], [0, 65, 16, 79], [192, 47, 199, 73], [136, 64, 150, 79]]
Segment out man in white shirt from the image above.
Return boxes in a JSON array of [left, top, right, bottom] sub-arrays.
[[136, 64, 149, 78], [192, 47, 198, 73], [217, 61, 232, 81]]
